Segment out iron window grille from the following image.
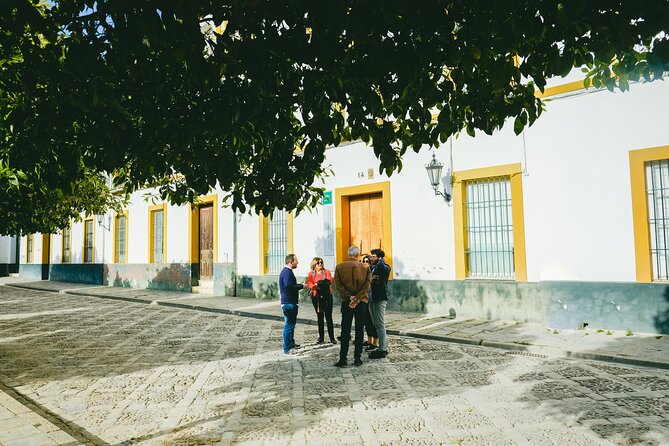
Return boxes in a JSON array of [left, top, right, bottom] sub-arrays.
[[62, 227, 71, 263], [465, 176, 515, 279], [152, 210, 164, 263], [646, 159, 669, 281], [266, 209, 288, 274], [115, 215, 127, 263], [84, 220, 94, 263]]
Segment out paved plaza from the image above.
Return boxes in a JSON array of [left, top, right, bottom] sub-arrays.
[[1, 286, 669, 445]]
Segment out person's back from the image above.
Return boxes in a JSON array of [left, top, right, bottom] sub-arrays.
[[334, 258, 370, 305]]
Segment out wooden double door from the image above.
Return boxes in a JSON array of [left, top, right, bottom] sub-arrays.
[[348, 192, 383, 256]]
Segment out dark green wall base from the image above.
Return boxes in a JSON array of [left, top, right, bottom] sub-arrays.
[[50, 264, 103, 284], [106, 263, 191, 291], [0, 263, 10, 277], [387, 279, 669, 335], [19, 264, 43, 280], [232, 275, 669, 334]]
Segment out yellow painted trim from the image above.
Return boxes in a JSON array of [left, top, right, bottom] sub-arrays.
[[287, 213, 294, 254], [61, 221, 72, 263], [258, 210, 295, 274], [26, 234, 33, 264], [334, 181, 393, 275], [113, 210, 129, 263], [82, 217, 95, 264], [452, 180, 467, 280], [535, 79, 587, 99], [148, 203, 167, 263], [41, 233, 50, 265], [452, 163, 526, 282], [188, 194, 219, 264], [629, 145, 669, 282], [259, 215, 266, 274]]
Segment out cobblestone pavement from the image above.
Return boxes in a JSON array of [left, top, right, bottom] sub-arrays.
[[1, 287, 669, 446]]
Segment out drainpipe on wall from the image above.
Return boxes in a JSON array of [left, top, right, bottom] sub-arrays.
[[232, 210, 238, 297]]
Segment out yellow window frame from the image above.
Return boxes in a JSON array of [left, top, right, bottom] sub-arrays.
[[258, 210, 294, 274], [82, 216, 95, 264], [148, 203, 167, 263], [629, 145, 669, 282], [114, 210, 129, 263], [61, 222, 72, 263], [26, 234, 34, 263], [453, 163, 527, 282]]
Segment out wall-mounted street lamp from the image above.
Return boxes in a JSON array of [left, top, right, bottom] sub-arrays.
[[96, 214, 111, 231], [425, 153, 452, 203]]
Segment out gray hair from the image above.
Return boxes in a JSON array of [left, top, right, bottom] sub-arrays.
[[347, 246, 360, 257]]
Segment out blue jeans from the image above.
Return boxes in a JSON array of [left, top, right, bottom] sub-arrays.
[[339, 301, 368, 361], [282, 304, 299, 353]]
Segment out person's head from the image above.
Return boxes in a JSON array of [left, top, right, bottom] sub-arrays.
[[310, 257, 324, 271], [285, 254, 298, 269], [370, 248, 385, 264], [347, 246, 360, 258], [361, 255, 372, 267]]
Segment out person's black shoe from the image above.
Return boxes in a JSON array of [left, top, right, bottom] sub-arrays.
[[316, 339, 324, 345], [365, 345, 378, 351], [354, 358, 363, 366], [334, 360, 347, 368], [330, 339, 337, 344], [368, 350, 388, 359], [362, 341, 371, 347]]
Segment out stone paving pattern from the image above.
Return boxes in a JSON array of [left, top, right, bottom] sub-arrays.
[[1, 285, 669, 445]]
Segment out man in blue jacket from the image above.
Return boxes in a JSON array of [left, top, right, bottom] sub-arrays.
[[279, 254, 304, 355]]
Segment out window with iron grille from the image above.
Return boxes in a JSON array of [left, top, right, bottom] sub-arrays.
[[26, 234, 33, 263], [265, 209, 288, 274], [62, 226, 71, 263], [115, 214, 127, 263], [465, 176, 514, 279], [151, 210, 164, 263], [84, 220, 94, 263], [646, 159, 669, 281]]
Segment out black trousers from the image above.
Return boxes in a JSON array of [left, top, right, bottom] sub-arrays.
[[365, 304, 378, 338], [312, 296, 335, 342], [339, 301, 368, 361]]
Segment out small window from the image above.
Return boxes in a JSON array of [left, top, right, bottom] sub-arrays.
[[645, 159, 669, 280], [83, 219, 94, 263], [150, 208, 165, 263], [115, 213, 127, 263], [62, 226, 71, 263], [264, 209, 289, 274], [26, 234, 33, 263]]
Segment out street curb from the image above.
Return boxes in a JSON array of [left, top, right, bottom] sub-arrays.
[[6, 282, 669, 371]]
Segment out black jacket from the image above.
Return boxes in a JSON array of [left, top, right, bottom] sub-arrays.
[[370, 258, 391, 301]]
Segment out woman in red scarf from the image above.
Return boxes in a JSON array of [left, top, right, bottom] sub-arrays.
[[306, 257, 336, 344]]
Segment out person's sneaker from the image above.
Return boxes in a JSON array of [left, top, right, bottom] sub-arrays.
[[316, 339, 324, 345], [365, 344, 378, 351], [368, 350, 387, 359], [362, 341, 371, 347], [330, 339, 338, 345], [292, 344, 301, 349], [284, 349, 300, 356], [334, 359, 347, 367], [354, 358, 363, 366]]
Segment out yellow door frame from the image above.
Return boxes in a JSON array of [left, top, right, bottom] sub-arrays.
[[335, 181, 392, 270], [188, 194, 219, 265]]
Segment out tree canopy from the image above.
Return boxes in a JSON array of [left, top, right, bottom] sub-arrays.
[[1, 0, 668, 234]]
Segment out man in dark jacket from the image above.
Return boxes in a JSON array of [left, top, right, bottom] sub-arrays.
[[279, 254, 304, 355], [333, 245, 371, 367], [368, 249, 391, 359]]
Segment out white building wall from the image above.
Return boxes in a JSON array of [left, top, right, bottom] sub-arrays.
[[0, 236, 11, 263]]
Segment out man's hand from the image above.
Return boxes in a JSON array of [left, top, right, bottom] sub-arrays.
[[349, 296, 358, 308]]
